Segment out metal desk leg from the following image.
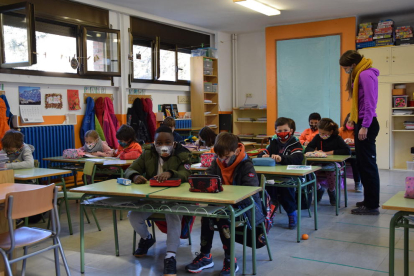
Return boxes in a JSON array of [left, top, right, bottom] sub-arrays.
[[389, 211, 404, 276], [297, 178, 302, 243], [335, 163, 339, 216], [61, 178, 73, 235], [343, 163, 348, 207], [80, 196, 85, 274], [113, 211, 120, 256], [251, 196, 257, 275], [229, 205, 236, 276], [312, 173, 318, 230], [404, 218, 409, 276]]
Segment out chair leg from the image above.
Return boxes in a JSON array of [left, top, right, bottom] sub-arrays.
[[91, 209, 101, 231], [41, 213, 46, 223], [53, 238, 61, 276], [261, 222, 273, 261], [0, 248, 12, 276], [151, 220, 156, 242], [84, 208, 91, 224], [120, 211, 123, 220], [303, 189, 311, 217], [57, 237, 71, 276], [243, 224, 248, 275], [21, 246, 28, 276], [113, 210, 120, 256], [133, 231, 137, 254], [187, 221, 192, 246]]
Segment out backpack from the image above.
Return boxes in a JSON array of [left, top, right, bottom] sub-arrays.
[[63, 149, 84, 159], [152, 215, 196, 239], [235, 190, 277, 248]]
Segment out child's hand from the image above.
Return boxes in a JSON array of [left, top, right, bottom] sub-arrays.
[[271, 154, 282, 163], [304, 141, 309, 146], [133, 175, 147, 184], [262, 154, 270, 158], [154, 172, 172, 182]]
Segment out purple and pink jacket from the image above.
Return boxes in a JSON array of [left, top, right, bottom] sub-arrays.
[[356, 68, 380, 128]]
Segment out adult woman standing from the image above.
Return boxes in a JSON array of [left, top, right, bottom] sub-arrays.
[[339, 50, 380, 215]]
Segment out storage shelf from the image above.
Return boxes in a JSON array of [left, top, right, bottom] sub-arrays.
[[392, 115, 414, 117], [204, 103, 217, 105], [205, 114, 218, 117], [204, 92, 218, 94], [392, 107, 414, 109], [233, 108, 267, 110], [204, 75, 217, 77], [235, 121, 267, 124], [392, 130, 414, 132]]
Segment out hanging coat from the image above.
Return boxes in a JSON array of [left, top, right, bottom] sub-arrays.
[[0, 98, 10, 149], [0, 95, 14, 129], [127, 98, 150, 144], [103, 97, 119, 149], [80, 97, 95, 145], [145, 98, 157, 142], [95, 97, 104, 128], [95, 115, 106, 141]]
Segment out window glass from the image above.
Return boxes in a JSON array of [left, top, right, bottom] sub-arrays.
[[158, 49, 175, 81], [133, 44, 152, 80], [177, 52, 191, 81], [85, 29, 120, 74]]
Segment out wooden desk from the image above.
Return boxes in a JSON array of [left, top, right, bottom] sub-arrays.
[[305, 155, 351, 216], [71, 181, 261, 275], [383, 191, 414, 276]]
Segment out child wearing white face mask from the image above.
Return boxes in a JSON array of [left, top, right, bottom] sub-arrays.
[[125, 126, 192, 276], [305, 118, 351, 206], [80, 130, 114, 157]]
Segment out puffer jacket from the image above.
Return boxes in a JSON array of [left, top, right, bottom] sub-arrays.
[[0, 98, 10, 149], [80, 97, 95, 145], [103, 97, 119, 149]]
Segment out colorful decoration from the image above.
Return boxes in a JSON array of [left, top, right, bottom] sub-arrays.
[[67, 89, 81, 110], [45, 93, 63, 109]]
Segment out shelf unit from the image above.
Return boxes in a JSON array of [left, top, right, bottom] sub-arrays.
[[190, 56, 219, 134], [233, 108, 269, 148]]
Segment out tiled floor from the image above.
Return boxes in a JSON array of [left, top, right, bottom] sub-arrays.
[[20, 169, 414, 275]]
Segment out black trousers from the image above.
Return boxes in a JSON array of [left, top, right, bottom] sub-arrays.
[[200, 217, 231, 256], [354, 117, 380, 209], [348, 158, 361, 183]]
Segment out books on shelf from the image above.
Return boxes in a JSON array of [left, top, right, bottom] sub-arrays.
[[256, 117, 267, 121], [393, 109, 413, 115], [237, 117, 253, 122], [238, 134, 255, 138], [207, 124, 217, 128], [204, 100, 212, 103], [404, 121, 414, 130]]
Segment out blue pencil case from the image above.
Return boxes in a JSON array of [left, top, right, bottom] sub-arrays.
[[252, 157, 276, 166]]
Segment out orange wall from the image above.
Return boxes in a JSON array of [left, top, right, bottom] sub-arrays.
[[265, 17, 356, 134]]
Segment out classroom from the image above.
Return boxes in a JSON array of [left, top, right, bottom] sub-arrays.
[[0, 0, 413, 275]]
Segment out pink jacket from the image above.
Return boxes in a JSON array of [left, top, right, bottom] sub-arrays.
[[103, 98, 119, 149]]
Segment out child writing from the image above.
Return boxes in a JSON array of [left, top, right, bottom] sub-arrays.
[[196, 126, 217, 151], [185, 133, 265, 275], [80, 130, 114, 157], [339, 113, 362, 192], [115, 124, 142, 160], [299, 112, 321, 146], [0, 130, 34, 169], [163, 117, 184, 143], [125, 126, 192, 276], [305, 118, 351, 205], [258, 117, 304, 229]]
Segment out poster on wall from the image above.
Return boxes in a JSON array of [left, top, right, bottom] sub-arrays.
[[67, 89, 81, 110], [45, 93, 63, 109], [19, 86, 41, 105]]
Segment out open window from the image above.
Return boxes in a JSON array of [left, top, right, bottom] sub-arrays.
[[0, 2, 36, 68]]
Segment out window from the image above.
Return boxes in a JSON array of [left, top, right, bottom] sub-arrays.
[[130, 16, 211, 85]]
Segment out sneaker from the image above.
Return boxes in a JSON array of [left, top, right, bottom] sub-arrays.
[[351, 206, 379, 215], [355, 182, 363, 193], [163, 256, 177, 276], [219, 257, 239, 276], [133, 234, 155, 257], [356, 201, 365, 207], [185, 252, 214, 273], [317, 187, 325, 203], [287, 211, 297, 230], [327, 189, 336, 206]]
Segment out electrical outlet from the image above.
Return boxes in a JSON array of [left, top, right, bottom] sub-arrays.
[[246, 93, 253, 98], [178, 96, 190, 104]]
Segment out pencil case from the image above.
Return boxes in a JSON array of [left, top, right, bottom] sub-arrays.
[[188, 175, 223, 193], [252, 157, 276, 166], [117, 178, 131, 186], [149, 178, 182, 187]]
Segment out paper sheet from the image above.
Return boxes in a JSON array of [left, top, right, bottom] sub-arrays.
[[20, 106, 44, 123], [103, 160, 127, 165], [287, 165, 312, 170]]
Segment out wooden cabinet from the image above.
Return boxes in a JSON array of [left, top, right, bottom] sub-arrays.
[[359, 47, 391, 76], [233, 108, 269, 148], [376, 83, 391, 169], [190, 56, 219, 134]]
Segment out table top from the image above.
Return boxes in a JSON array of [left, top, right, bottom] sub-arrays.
[[382, 191, 414, 212], [254, 165, 322, 176], [70, 179, 166, 198], [191, 150, 210, 156], [306, 155, 351, 162], [191, 163, 208, 171], [242, 142, 255, 147], [14, 168, 72, 180], [43, 156, 135, 166], [148, 183, 262, 204], [0, 183, 44, 204]]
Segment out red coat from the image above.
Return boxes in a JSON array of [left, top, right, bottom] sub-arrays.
[[145, 98, 157, 142], [0, 99, 10, 149], [103, 98, 119, 149]]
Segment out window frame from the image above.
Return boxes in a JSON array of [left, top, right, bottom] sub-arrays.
[[0, 2, 37, 68]]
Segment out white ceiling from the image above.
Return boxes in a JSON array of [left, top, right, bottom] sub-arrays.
[[98, 0, 414, 33]]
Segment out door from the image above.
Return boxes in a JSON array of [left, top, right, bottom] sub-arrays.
[[376, 83, 391, 169], [358, 47, 391, 76], [391, 45, 414, 75]]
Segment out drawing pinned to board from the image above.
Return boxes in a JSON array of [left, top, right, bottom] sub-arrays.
[[19, 86, 41, 105], [45, 93, 63, 109], [67, 89, 81, 110]]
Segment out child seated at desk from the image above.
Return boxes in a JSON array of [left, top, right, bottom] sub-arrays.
[[195, 126, 217, 152], [185, 132, 265, 275], [299, 112, 321, 146], [1, 130, 34, 170], [258, 117, 304, 229], [125, 126, 191, 276], [305, 118, 351, 206], [339, 113, 362, 193], [163, 116, 184, 143], [115, 124, 142, 160], [80, 130, 114, 157]]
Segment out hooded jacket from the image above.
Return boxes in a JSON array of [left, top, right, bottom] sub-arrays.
[[95, 97, 104, 128], [299, 128, 319, 145], [0, 98, 10, 149], [125, 143, 191, 182], [117, 141, 142, 160], [103, 97, 119, 149], [80, 97, 95, 145], [0, 144, 34, 170], [357, 68, 380, 128], [0, 95, 13, 128], [305, 134, 351, 155], [258, 135, 304, 165], [127, 98, 150, 143]]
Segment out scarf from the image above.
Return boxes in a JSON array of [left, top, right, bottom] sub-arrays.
[[217, 143, 246, 185], [350, 57, 372, 123]]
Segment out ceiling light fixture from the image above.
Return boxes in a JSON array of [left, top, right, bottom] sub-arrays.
[[233, 0, 280, 16]]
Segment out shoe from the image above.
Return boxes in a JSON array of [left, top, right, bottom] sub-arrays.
[[356, 201, 365, 207], [133, 234, 155, 257], [355, 182, 363, 193], [219, 257, 239, 276], [351, 206, 379, 215], [287, 211, 297, 230], [163, 256, 177, 276], [327, 189, 336, 206], [316, 187, 325, 203], [185, 252, 214, 273]]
